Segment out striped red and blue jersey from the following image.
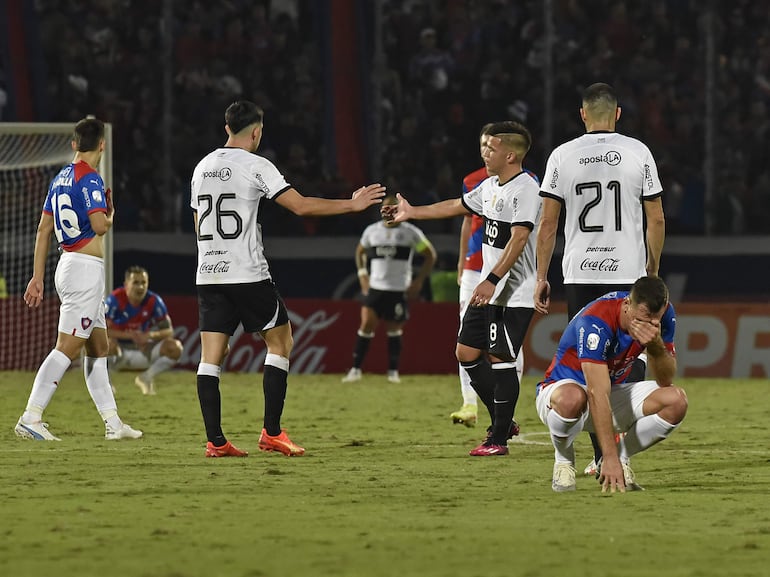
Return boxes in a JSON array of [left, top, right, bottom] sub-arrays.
[[462, 167, 540, 272], [462, 167, 488, 273], [43, 160, 108, 252], [105, 287, 170, 341], [539, 291, 676, 389]]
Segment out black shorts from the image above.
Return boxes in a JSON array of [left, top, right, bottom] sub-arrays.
[[565, 283, 632, 320], [197, 280, 289, 335], [363, 288, 408, 322], [458, 305, 534, 361]]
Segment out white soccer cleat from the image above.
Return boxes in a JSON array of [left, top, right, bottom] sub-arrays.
[[552, 462, 577, 492], [14, 418, 61, 441], [386, 370, 401, 383], [341, 368, 362, 382], [622, 461, 645, 491], [584, 458, 598, 476], [105, 422, 143, 440], [134, 373, 156, 395]]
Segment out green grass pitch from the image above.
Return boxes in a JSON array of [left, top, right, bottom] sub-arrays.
[[1, 370, 769, 577]]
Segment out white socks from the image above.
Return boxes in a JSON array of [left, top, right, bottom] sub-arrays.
[[84, 356, 122, 430], [22, 349, 71, 422], [620, 413, 678, 460], [459, 363, 477, 406], [144, 355, 177, 381], [547, 409, 586, 464]]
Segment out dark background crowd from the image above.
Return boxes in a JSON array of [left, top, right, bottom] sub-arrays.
[[4, 0, 770, 236]]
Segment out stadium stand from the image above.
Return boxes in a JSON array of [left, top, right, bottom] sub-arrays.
[[14, 0, 770, 235]]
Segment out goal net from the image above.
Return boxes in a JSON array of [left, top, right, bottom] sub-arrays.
[[0, 123, 113, 370]]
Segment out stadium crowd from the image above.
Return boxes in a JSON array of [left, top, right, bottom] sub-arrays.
[[28, 0, 770, 235]]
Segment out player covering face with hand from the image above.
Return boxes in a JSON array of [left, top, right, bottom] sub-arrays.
[[535, 276, 687, 493]]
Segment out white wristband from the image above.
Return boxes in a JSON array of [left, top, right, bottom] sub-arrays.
[[357, 268, 368, 277]]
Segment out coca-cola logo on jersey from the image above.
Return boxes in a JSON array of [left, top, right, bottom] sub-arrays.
[[580, 258, 620, 272], [199, 260, 231, 274]]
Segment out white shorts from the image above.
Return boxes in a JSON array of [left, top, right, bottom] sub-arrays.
[[55, 252, 106, 338], [116, 341, 164, 370], [459, 269, 481, 318], [536, 378, 662, 433]]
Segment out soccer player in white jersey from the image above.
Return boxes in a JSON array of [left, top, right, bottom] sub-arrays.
[[14, 117, 142, 441], [534, 82, 666, 474], [386, 121, 542, 456], [342, 195, 436, 384], [191, 100, 385, 458]]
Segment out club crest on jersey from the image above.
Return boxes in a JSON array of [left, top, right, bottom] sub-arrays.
[[81, 317, 93, 330], [93, 189, 103, 202], [587, 333, 600, 351], [495, 197, 505, 212]]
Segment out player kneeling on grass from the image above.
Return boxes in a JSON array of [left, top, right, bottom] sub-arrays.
[[535, 276, 687, 493], [106, 265, 183, 395]]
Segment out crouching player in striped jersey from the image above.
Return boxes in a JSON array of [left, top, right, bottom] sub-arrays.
[[106, 265, 184, 395], [536, 276, 687, 492]]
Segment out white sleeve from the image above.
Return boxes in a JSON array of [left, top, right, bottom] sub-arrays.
[[540, 149, 564, 200], [641, 146, 663, 198], [462, 180, 484, 215], [514, 181, 541, 226], [252, 157, 291, 200]]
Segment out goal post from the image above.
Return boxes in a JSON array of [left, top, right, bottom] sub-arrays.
[[0, 122, 113, 370]]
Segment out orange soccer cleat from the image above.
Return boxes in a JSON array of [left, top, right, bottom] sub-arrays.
[[205, 440, 248, 458], [258, 428, 305, 456]]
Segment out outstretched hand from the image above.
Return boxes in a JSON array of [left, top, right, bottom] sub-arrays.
[[351, 184, 386, 211], [382, 193, 412, 224]]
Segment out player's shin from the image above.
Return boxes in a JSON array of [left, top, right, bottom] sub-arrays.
[[490, 362, 519, 442], [263, 353, 289, 436], [619, 414, 678, 459], [460, 357, 495, 423], [84, 356, 121, 429], [197, 362, 225, 445]]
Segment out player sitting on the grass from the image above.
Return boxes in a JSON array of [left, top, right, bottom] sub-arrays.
[[106, 265, 183, 395], [536, 276, 688, 493]]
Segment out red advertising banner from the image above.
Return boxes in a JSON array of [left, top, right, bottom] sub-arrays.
[[3, 297, 769, 378], [162, 297, 770, 379]]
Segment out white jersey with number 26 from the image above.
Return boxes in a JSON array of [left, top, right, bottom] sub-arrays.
[[191, 147, 291, 285], [540, 132, 662, 284]]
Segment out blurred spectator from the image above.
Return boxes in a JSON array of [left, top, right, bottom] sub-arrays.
[[23, 0, 770, 235]]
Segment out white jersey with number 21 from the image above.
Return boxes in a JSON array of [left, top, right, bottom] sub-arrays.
[[540, 131, 662, 284]]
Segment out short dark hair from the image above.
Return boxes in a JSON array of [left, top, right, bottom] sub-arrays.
[[582, 83, 618, 108], [630, 276, 669, 313], [485, 120, 532, 155], [125, 265, 148, 279], [225, 101, 264, 134], [73, 117, 105, 152]]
